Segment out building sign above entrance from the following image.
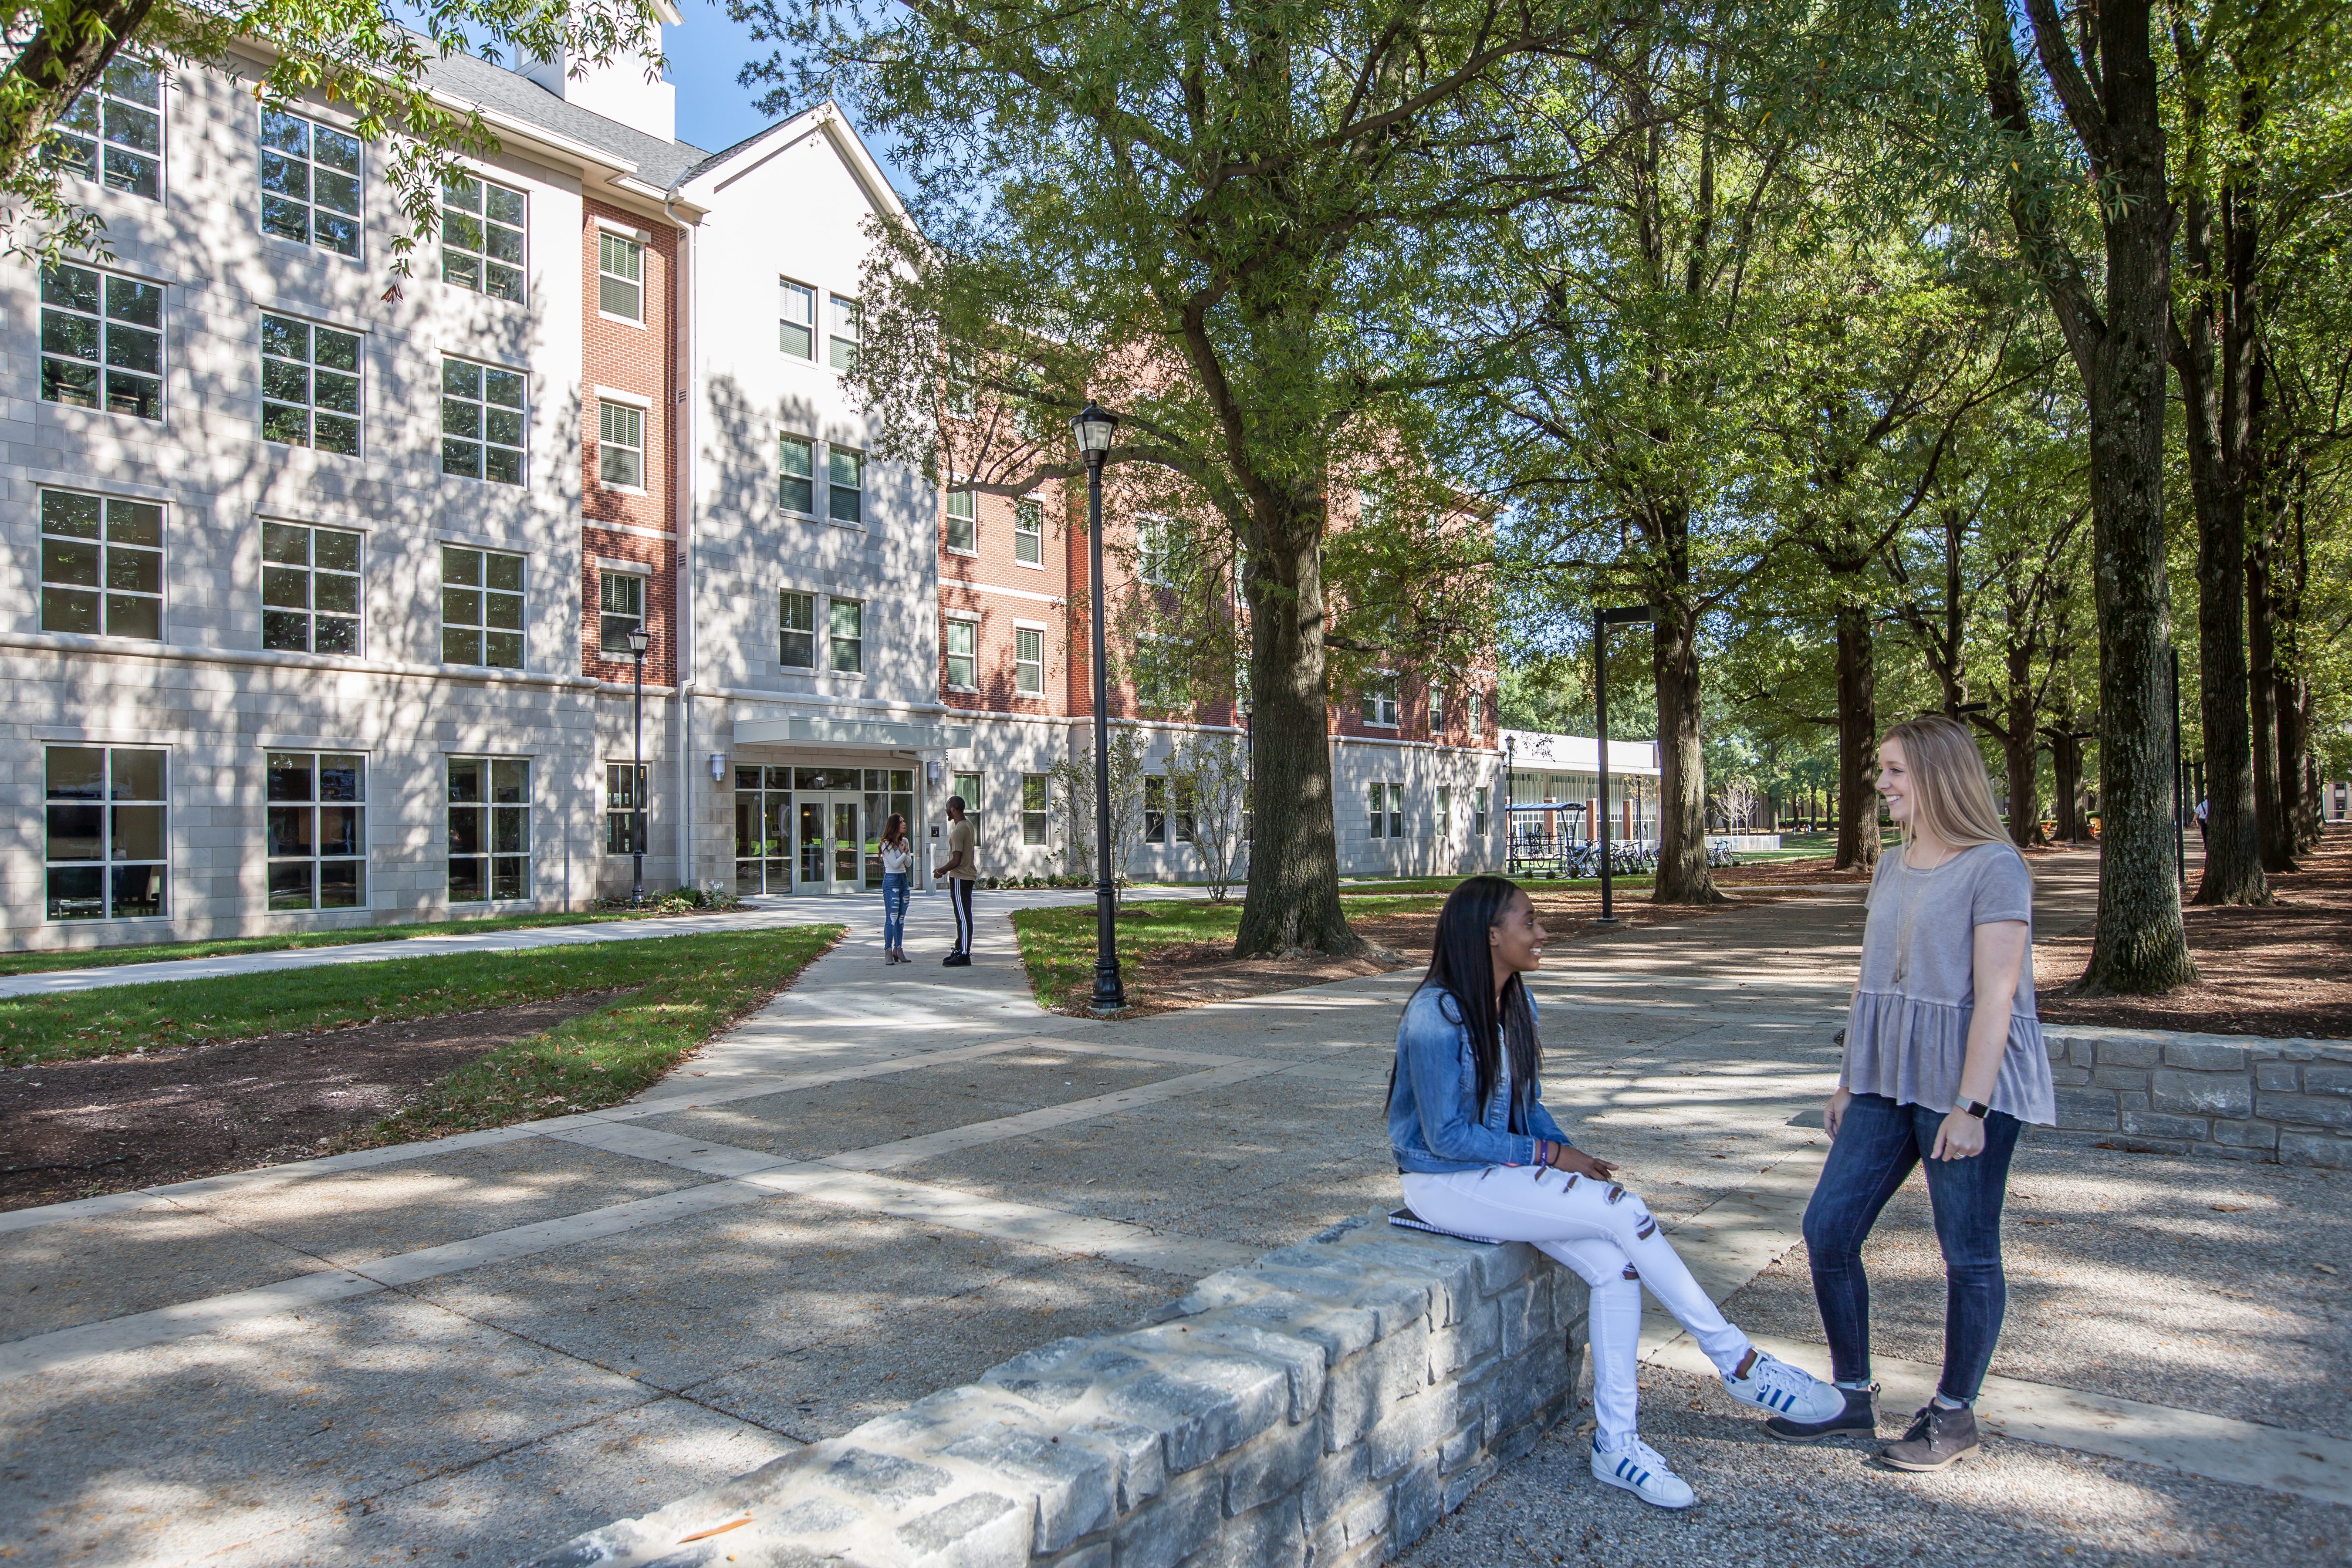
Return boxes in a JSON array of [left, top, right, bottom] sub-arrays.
[[732, 715, 973, 751]]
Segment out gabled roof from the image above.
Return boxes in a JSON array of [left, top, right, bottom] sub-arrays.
[[676, 99, 910, 225], [419, 43, 710, 190]]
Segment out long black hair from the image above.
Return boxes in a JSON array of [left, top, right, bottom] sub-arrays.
[[1402, 875, 1543, 1127]]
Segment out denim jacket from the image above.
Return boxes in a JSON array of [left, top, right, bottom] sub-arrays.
[[1388, 984, 1572, 1174]]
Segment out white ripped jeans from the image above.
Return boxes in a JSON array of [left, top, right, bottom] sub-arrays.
[[1401, 1164, 1752, 1446]]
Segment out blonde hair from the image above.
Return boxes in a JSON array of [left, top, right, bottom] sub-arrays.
[[1880, 716, 2015, 853]]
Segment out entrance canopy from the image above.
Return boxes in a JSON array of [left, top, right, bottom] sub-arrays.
[[732, 713, 973, 751]]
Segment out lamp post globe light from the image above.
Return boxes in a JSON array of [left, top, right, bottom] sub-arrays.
[[628, 624, 651, 907], [1072, 401, 1126, 1014]]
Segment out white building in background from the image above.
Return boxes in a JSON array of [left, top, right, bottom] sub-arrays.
[[1501, 728, 1663, 844]]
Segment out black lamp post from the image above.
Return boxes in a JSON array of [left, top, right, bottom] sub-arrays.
[[628, 624, 651, 906], [1592, 604, 1653, 925], [1073, 402, 1126, 1014]]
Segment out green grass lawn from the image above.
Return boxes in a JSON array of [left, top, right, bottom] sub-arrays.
[[0, 926, 841, 1144], [0, 905, 745, 979], [1011, 893, 1440, 1013]]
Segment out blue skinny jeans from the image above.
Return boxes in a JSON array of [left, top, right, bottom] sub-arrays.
[[1801, 1090, 2022, 1404], [880, 872, 910, 950]]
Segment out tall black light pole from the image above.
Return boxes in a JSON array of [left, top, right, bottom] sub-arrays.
[[2171, 642, 2186, 893], [628, 625, 651, 905], [1074, 402, 1126, 1014], [1592, 604, 1654, 925]]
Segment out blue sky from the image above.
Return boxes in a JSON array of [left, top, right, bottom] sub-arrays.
[[662, 6, 778, 154]]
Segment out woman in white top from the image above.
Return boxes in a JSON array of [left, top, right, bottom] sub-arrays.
[[878, 814, 915, 963]]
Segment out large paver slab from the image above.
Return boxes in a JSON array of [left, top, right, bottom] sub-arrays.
[[0, 1203, 331, 1344]]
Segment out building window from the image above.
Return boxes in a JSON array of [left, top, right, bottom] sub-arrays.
[[447, 757, 529, 902], [828, 293, 859, 372], [441, 546, 524, 668], [780, 279, 815, 358], [51, 60, 162, 201], [828, 597, 865, 673], [828, 446, 863, 524], [1466, 690, 1483, 731], [1144, 776, 1167, 844], [598, 231, 644, 320], [1015, 497, 1044, 565], [441, 358, 526, 483], [40, 490, 161, 639], [952, 771, 983, 816], [1429, 685, 1446, 731], [1370, 782, 1398, 839], [259, 108, 360, 256], [261, 520, 362, 654], [598, 401, 643, 488], [1474, 786, 1490, 837], [605, 762, 646, 853], [1021, 774, 1048, 845], [1362, 674, 1399, 728], [41, 264, 162, 419], [442, 174, 526, 301], [1436, 784, 1452, 835], [267, 752, 366, 911], [1387, 783, 1404, 839], [780, 589, 815, 668], [599, 572, 643, 655], [1135, 514, 1176, 585], [946, 487, 976, 553], [779, 434, 815, 513], [945, 616, 977, 689], [1014, 626, 1044, 695], [261, 313, 361, 453], [44, 746, 166, 921]]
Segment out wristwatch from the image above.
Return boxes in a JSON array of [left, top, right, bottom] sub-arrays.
[[1958, 1098, 1991, 1120]]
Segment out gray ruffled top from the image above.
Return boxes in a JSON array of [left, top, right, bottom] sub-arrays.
[[1841, 841, 2055, 1125]]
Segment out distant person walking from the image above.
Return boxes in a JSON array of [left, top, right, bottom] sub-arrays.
[[1780, 716, 2055, 1470], [878, 814, 914, 964], [2194, 796, 2209, 849], [935, 794, 977, 966]]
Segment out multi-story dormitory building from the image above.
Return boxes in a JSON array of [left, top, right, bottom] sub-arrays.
[[3, 34, 1503, 949]]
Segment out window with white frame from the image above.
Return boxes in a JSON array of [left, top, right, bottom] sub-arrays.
[[261, 520, 362, 654], [41, 264, 161, 419], [598, 231, 644, 321], [944, 615, 977, 689], [447, 756, 529, 902], [1173, 778, 1196, 843], [441, 546, 524, 668], [1135, 514, 1176, 584], [829, 446, 863, 524], [259, 108, 360, 255], [1466, 690, 1483, 731], [828, 294, 859, 371], [780, 279, 816, 358], [599, 572, 643, 655], [945, 487, 976, 553], [598, 400, 643, 488], [605, 762, 646, 853], [1015, 497, 1044, 565], [261, 313, 360, 453], [1021, 774, 1048, 845], [44, 745, 166, 921], [442, 174, 526, 301], [779, 589, 815, 668], [441, 358, 526, 483], [1474, 786, 1490, 837], [951, 771, 983, 817], [1014, 626, 1044, 696], [1362, 673, 1399, 728], [779, 433, 815, 513], [1369, 781, 1403, 839], [829, 597, 864, 673], [1428, 684, 1446, 731], [1144, 776, 1166, 844], [1386, 782, 1404, 839], [267, 752, 366, 910], [51, 60, 162, 201], [1436, 785, 1453, 837], [41, 490, 161, 640]]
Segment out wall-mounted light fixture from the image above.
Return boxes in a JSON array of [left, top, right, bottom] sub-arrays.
[[926, 760, 942, 782], [708, 753, 726, 783]]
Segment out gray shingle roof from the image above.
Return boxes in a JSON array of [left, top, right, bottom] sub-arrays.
[[419, 44, 710, 191]]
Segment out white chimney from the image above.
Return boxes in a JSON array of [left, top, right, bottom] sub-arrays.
[[520, 1, 683, 143]]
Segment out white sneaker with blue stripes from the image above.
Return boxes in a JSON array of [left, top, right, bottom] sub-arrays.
[[1590, 1436, 1696, 1509], [1719, 1350, 1845, 1424]]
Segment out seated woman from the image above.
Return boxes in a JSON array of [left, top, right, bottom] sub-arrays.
[[1389, 876, 1844, 1509]]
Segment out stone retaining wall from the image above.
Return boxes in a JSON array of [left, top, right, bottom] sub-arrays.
[[527, 1214, 1585, 1568], [2044, 1025, 2352, 1168]]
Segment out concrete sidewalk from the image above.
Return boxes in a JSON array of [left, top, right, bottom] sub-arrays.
[[8, 850, 2343, 1568]]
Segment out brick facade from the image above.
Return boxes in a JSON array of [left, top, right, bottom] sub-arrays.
[[578, 198, 678, 691]]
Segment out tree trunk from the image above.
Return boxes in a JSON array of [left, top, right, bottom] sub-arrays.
[[1650, 601, 1723, 904], [2047, 727, 2083, 841], [2245, 534, 2296, 872], [2280, 673, 2318, 855], [1233, 500, 1356, 956], [1833, 602, 1879, 873], [2001, 697, 2041, 848]]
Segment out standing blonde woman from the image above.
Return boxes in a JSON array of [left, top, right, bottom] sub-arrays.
[[1771, 716, 2055, 1470]]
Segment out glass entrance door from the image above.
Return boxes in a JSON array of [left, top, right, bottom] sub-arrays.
[[797, 793, 863, 894], [733, 766, 790, 894]]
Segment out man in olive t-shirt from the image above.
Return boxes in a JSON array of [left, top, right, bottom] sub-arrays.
[[936, 794, 977, 966]]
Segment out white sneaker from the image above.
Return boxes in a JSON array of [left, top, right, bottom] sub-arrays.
[[1590, 1436, 1696, 1509], [1720, 1350, 1845, 1424]]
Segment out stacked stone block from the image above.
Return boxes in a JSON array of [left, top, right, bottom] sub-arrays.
[[525, 1214, 1586, 1568], [2044, 1025, 2352, 1168]]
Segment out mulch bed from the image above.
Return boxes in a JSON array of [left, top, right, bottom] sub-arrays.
[[0, 991, 627, 1212], [2037, 831, 2352, 1040]]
